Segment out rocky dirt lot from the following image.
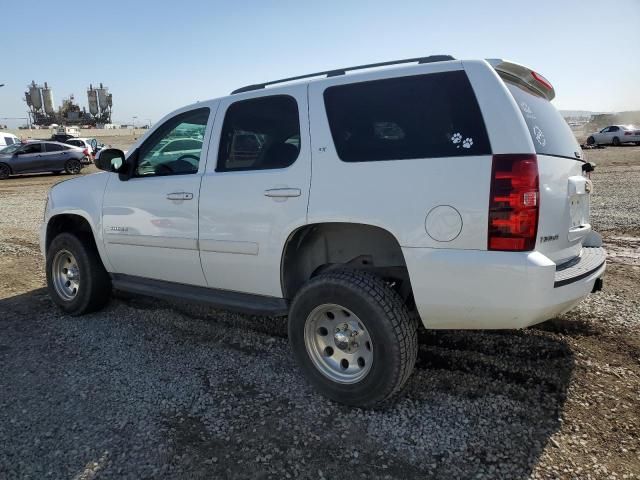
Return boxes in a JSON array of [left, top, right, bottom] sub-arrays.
[[0, 146, 639, 479]]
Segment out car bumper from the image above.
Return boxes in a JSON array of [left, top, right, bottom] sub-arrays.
[[403, 246, 606, 329]]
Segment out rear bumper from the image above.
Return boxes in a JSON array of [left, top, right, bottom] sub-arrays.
[[403, 246, 606, 330]]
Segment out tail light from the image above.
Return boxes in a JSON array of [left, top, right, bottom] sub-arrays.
[[624, 131, 633, 136], [531, 71, 553, 91], [83, 148, 89, 156], [488, 154, 539, 251]]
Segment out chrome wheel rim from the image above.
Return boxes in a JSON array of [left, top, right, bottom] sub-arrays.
[[304, 304, 373, 384], [52, 249, 80, 301]]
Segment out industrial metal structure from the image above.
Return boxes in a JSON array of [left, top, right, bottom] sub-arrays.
[[24, 81, 113, 127]]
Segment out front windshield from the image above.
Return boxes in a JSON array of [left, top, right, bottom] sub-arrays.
[[0, 144, 21, 154]]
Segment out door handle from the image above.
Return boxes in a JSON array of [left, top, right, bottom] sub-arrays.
[[166, 192, 194, 201], [264, 188, 301, 198]]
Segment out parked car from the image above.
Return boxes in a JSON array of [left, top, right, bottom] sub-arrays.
[[41, 56, 605, 407], [65, 137, 104, 163], [51, 133, 77, 143], [0, 141, 84, 179], [136, 138, 204, 175], [0, 132, 20, 148], [587, 125, 640, 146]]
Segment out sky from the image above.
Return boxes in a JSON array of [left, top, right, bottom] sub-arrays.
[[1, 0, 639, 128]]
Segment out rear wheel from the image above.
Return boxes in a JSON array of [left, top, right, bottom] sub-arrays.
[[65, 159, 82, 175], [288, 269, 418, 407], [612, 136, 620, 146], [586, 136, 595, 146], [0, 163, 9, 180], [46, 232, 111, 315]]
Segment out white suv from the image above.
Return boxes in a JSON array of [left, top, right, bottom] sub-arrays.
[[41, 56, 606, 407]]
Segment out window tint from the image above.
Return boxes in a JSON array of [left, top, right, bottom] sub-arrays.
[[610, 126, 619, 132], [162, 139, 203, 153], [4, 137, 14, 145], [19, 143, 42, 154], [67, 140, 83, 147], [323, 71, 491, 162], [507, 81, 581, 159], [217, 95, 300, 172], [45, 143, 68, 152], [135, 107, 209, 177]]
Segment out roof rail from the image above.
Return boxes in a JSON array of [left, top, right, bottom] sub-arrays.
[[231, 55, 455, 94]]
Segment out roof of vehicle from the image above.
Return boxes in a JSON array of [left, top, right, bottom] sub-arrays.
[[0, 132, 19, 137], [231, 55, 456, 94]]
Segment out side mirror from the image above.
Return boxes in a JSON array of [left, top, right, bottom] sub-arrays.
[[96, 148, 126, 173]]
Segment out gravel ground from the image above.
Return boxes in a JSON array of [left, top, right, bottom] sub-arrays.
[[0, 147, 639, 479]]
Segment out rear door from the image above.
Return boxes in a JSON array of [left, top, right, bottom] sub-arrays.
[[42, 142, 72, 170], [198, 87, 311, 297], [504, 80, 590, 264]]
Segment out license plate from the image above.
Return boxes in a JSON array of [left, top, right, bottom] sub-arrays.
[[570, 194, 589, 227]]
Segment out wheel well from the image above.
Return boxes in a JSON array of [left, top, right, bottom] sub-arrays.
[[281, 223, 414, 303], [46, 214, 95, 253], [0, 162, 11, 173]]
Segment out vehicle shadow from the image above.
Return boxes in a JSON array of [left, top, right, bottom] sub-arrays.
[[0, 288, 575, 479]]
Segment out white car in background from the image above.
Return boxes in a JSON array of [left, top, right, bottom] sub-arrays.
[[0, 132, 21, 148], [65, 138, 105, 163], [587, 125, 640, 146]]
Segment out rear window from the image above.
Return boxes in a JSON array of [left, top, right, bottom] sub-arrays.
[[506, 81, 581, 159], [4, 137, 14, 145], [323, 71, 491, 162]]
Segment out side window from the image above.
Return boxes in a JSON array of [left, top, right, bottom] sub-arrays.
[[4, 137, 14, 145], [610, 126, 619, 132], [67, 140, 82, 147], [217, 95, 300, 172], [18, 143, 43, 154], [323, 71, 491, 162], [135, 107, 209, 177], [45, 143, 67, 152]]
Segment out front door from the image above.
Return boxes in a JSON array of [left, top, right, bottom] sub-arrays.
[[102, 105, 214, 286], [12, 143, 44, 173], [199, 87, 311, 297]]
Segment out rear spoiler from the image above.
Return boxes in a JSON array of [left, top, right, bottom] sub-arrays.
[[486, 59, 556, 101]]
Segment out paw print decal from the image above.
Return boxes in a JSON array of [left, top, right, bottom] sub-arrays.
[[462, 137, 473, 149], [533, 125, 546, 147], [451, 132, 462, 144]]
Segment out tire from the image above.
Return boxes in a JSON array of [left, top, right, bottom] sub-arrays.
[[65, 159, 82, 175], [586, 136, 595, 146], [0, 163, 10, 180], [46, 232, 112, 315], [612, 137, 620, 146], [288, 269, 418, 407]]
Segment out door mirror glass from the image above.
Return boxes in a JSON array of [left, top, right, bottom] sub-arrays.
[[96, 148, 126, 172]]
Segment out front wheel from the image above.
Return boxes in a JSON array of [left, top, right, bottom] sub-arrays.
[[65, 159, 82, 175], [46, 232, 112, 315], [288, 269, 418, 407], [586, 136, 595, 146], [0, 163, 10, 180]]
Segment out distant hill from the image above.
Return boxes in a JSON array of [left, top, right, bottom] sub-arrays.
[[560, 110, 601, 118]]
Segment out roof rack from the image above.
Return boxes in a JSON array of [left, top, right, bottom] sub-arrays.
[[231, 54, 455, 94]]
